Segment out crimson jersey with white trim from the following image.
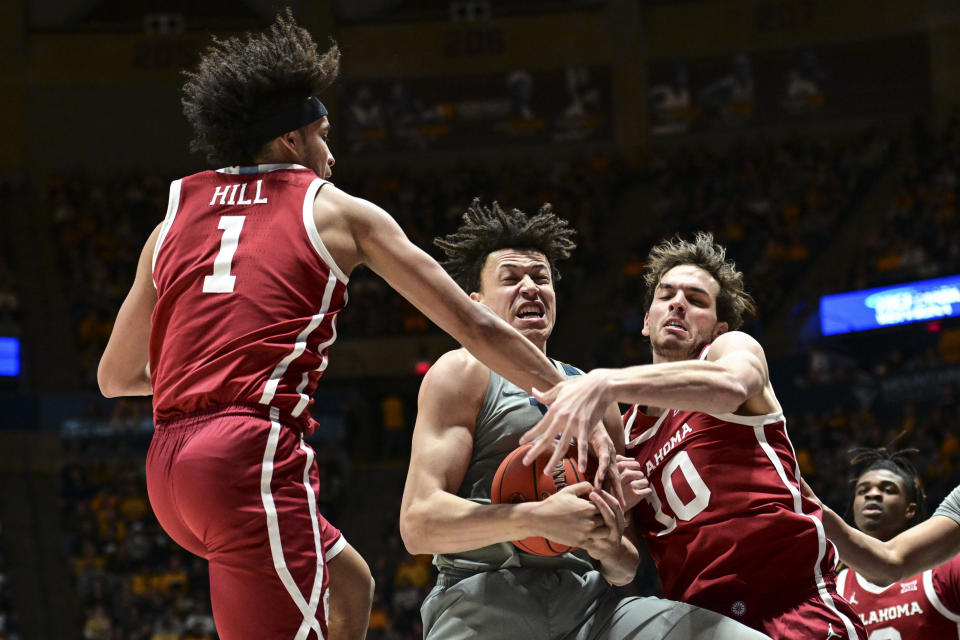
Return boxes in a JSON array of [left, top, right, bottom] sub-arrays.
[[837, 555, 960, 639], [150, 165, 347, 431], [623, 402, 842, 626]]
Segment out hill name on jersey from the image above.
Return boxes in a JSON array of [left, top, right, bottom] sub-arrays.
[[210, 180, 270, 206]]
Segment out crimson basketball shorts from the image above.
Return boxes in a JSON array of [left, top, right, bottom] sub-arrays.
[[752, 586, 867, 640], [146, 403, 345, 640]]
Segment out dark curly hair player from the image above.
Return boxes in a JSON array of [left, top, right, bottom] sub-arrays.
[[827, 446, 960, 639], [98, 9, 619, 640]]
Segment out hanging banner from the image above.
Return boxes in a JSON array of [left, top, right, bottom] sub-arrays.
[[340, 66, 612, 152], [647, 35, 930, 135]]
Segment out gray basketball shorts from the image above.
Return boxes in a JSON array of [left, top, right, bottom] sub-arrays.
[[421, 567, 771, 640]]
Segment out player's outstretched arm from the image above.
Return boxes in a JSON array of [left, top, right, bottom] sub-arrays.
[[325, 187, 615, 473], [98, 224, 161, 397], [400, 351, 601, 555], [807, 479, 960, 585], [529, 331, 775, 453]]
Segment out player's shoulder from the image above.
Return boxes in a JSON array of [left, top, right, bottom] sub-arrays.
[[425, 348, 490, 388], [707, 330, 766, 359], [419, 348, 490, 412], [314, 182, 384, 221]]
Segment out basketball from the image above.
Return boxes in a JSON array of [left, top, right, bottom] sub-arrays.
[[490, 442, 595, 556]]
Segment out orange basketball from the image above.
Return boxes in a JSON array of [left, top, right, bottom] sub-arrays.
[[490, 442, 595, 556]]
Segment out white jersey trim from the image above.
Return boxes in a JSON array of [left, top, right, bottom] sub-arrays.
[[854, 570, 902, 595], [924, 568, 960, 623], [152, 178, 183, 288], [624, 407, 669, 448], [837, 568, 848, 594], [260, 270, 340, 409], [302, 178, 349, 283], [705, 410, 786, 428], [326, 534, 347, 562], [291, 277, 340, 418], [217, 163, 308, 174], [754, 424, 861, 639]]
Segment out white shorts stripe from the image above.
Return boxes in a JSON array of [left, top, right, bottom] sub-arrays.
[[260, 407, 324, 639], [294, 437, 326, 640], [753, 423, 860, 639]]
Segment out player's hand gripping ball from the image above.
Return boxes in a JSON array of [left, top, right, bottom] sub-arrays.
[[490, 442, 596, 556]]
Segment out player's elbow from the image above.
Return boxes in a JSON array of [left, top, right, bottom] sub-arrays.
[[97, 363, 123, 398], [866, 553, 908, 587], [97, 359, 148, 398], [399, 507, 431, 556], [709, 375, 750, 413]]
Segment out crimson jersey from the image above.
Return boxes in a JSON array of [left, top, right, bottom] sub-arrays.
[[623, 349, 859, 635], [837, 556, 960, 639], [150, 164, 348, 431]]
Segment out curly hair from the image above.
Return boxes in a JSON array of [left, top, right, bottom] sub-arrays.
[[181, 8, 340, 165], [642, 232, 756, 330], [847, 446, 928, 527], [434, 198, 577, 293]]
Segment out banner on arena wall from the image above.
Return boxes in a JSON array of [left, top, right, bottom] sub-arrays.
[[0, 337, 19, 377], [647, 34, 930, 135], [339, 66, 612, 152], [820, 274, 960, 336]]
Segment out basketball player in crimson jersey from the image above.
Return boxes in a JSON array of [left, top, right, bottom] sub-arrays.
[[806, 475, 960, 594], [529, 233, 868, 639], [96, 11, 617, 640], [820, 449, 960, 638]]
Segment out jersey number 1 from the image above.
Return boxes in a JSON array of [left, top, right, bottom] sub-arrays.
[[203, 215, 245, 294]]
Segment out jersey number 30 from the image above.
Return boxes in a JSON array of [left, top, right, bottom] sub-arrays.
[[648, 450, 712, 535], [203, 215, 245, 294]]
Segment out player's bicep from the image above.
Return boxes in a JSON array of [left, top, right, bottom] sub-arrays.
[[349, 196, 483, 338], [708, 331, 769, 398], [405, 355, 486, 499]]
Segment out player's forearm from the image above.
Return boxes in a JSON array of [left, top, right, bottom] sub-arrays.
[[596, 361, 750, 414], [458, 305, 562, 393], [820, 503, 902, 586], [400, 490, 541, 555]]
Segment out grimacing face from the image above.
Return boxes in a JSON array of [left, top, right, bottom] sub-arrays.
[[642, 264, 728, 362], [471, 248, 555, 351], [853, 469, 917, 542]]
